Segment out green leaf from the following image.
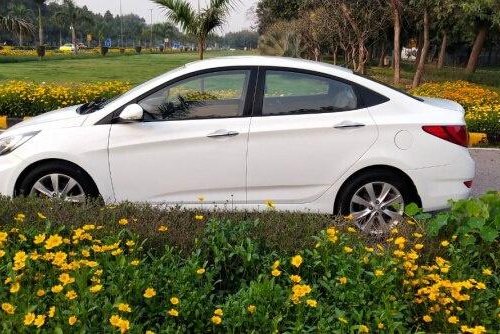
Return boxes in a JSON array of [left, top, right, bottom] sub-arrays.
[[467, 217, 485, 230], [479, 226, 498, 243], [404, 203, 421, 216], [426, 213, 449, 236]]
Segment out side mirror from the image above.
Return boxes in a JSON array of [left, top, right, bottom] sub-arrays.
[[119, 104, 144, 122]]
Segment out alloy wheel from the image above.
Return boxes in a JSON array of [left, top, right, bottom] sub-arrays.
[[349, 182, 405, 234], [29, 173, 86, 203]]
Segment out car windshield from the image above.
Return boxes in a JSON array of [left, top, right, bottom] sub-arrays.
[[354, 74, 424, 102]]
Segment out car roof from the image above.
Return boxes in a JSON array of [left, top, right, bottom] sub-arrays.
[[184, 56, 353, 75]]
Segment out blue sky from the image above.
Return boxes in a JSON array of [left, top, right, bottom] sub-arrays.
[[74, 0, 257, 33]]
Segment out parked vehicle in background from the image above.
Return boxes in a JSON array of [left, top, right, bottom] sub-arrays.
[[59, 43, 76, 52], [0, 56, 475, 234]]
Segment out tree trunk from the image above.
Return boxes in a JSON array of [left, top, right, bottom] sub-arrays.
[[37, 5, 43, 46], [72, 24, 78, 55], [415, 32, 423, 66], [412, 9, 430, 88], [356, 40, 365, 74], [466, 25, 488, 74], [198, 38, 205, 60], [19, 27, 23, 47], [378, 42, 386, 67], [333, 46, 337, 65], [437, 30, 447, 69], [392, 0, 401, 84], [59, 30, 62, 47]]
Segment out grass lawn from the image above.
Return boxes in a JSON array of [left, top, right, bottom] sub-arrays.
[[0, 50, 250, 85]]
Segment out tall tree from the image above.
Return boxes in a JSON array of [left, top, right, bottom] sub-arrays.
[[33, 0, 47, 45], [152, 0, 238, 60], [0, 15, 34, 35], [55, 0, 92, 54], [412, 0, 432, 88], [389, 0, 402, 84], [8, 3, 32, 46]]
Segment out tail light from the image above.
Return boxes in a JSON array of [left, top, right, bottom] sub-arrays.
[[422, 125, 469, 147], [464, 180, 473, 188]]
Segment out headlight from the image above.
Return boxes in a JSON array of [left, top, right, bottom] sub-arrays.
[[0, 131, 39, 156]]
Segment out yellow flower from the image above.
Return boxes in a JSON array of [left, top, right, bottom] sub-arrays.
[[170, 297, 180, 305], [394, 236, 406, 249], [374, 270, 384, 277], [167, 308, 179, 317], [66, 290, 78, 300], [143, 288, 156, 298], [306, 299, 317, 308], [37, 213, 47, 219], [90, 285, 103, 293], [68, 315, 77, 325], [377, 323, 385, 329], [211, 315, 222, 325], [59, 273, 75, 285], [126, 240, 135, 247], [130, 259, 140, 266], [2, 303, 15, 315], [34, 314, 45, 328], [24, 312, 36, 325], [272, 260, 280, 269], [359, 325, 369, 333], [195, 214, 204, 221], [482, 268, 492, 276], [338, 276, 347, 284], [44, 234, 63, 250], [347, 227, 357, 233], [34, 234, 46, 244], [118, 218, 128, 225], [48, 306, 55, 318], [412, 232, 423, 238], [339, 316, 348, 324], [423, 315, 432, 322], [51, 285, 63, 293], [14, 213, 25, 223], [448, 316, 459, 324], [290, 275, 302, 283], [271, 268, 281, 277], [343, 246, 353, 253], [10, 282, 20, 293], [118, 303, 132, 313], [196, 268, 206, 275], [247, 304, 256, 314], [441, 240, 450, 247], [214, 308, 223, 316], [264, 200, 276, 209], [37, 289, 46, 297], [291, 255, 303, 268], [158, 225, 168, 232]]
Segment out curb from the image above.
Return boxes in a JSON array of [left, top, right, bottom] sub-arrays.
[[0, 116, 31, 129]]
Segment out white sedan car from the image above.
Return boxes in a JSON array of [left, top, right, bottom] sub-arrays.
[[0, 56, 474, 233]]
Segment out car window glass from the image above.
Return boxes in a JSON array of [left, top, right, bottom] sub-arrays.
[[262, 70, 358, 116], [139, 70, 250, 121]]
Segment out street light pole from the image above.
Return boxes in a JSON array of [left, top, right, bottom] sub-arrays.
[[150, 9, 153, 49], [119, 0, 124, 48]]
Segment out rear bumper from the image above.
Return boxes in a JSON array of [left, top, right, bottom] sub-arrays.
[[407, 157, 475, 212]]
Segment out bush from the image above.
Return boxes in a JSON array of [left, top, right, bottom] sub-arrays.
[[0, 81, 131, 117], [411, 81, 500, 139], [0, 193, 498, 332]]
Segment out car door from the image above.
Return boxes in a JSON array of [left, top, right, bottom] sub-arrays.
[[108, 68, 256, 204], [246, 68, 379, 205]]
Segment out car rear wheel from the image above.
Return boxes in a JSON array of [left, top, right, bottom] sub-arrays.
[[18, 162, 99, 202], [337, 171, 416, 234]]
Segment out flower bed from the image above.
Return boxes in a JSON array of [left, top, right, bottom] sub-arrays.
[[0, 193, 498, 333], [411, 81, 500, 140], [0, 81, 131, 118]]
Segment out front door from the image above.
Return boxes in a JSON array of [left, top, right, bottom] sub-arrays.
[[108, 68, 255, 204]]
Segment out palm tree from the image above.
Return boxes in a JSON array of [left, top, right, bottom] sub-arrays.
[[0, 15, 34, 36], [152, 0, 238, 60], [8, 4, 33, 46], [33, 0, 47, 46], [55, 0, 93, 54]]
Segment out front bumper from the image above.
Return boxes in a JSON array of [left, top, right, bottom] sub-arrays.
[[0, 153, 24, 197], [407, 158, 475, 212]]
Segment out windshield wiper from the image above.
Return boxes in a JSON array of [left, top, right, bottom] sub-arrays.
[[77, 98, 109, 115]]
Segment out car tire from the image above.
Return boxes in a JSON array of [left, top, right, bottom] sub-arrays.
[[17, 161, 99, 202], [336, 170, 418, 234]]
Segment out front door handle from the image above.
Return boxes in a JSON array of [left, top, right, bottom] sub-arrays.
[[207, 130, 240, 138], [333, 121, 366, 129]]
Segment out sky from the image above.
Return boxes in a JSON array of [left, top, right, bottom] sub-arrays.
[[73, 0, 258, 33]]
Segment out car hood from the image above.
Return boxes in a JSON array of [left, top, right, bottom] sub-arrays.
[[6, 105, 87, 134], [418, 97, 465, 114]]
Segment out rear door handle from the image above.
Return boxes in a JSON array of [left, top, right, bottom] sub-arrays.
[[207, 130, 240, 138], [333, 121, 366, 129]]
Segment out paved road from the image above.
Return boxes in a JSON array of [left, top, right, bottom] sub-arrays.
[[0, 130, 498, 196], [470, 148, 500, 197]]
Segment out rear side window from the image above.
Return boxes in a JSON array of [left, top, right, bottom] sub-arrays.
[[262, 70, 358, 116]]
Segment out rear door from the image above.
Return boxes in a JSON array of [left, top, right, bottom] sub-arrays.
[[246, 68, 379, 205]]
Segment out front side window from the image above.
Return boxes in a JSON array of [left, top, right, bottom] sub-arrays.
[[262, 70, 358, 116], [139, 70, 251, 121]]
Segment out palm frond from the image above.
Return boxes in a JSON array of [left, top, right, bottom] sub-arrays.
[[152, 0, 197, 34], [200, 7, 227, 35], [209, 0, 239, 11], [0, 15, 35, 34]]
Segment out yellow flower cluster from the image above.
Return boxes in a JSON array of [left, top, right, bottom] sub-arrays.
[[411, 81, 500, 135], [0, 80, 131, 118]]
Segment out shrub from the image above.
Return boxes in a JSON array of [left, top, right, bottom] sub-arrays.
[[0, 81, 131, 117], [411, 81, 500, 139], [0, 193, 498, 332]]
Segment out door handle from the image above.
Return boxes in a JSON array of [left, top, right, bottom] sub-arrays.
[[333, 121, 366, 129], [207, 130, 240, 138]]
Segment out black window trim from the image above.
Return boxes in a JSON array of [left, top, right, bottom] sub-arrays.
[[96, 66, 259, 125], [252, 66, 390, 117]]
